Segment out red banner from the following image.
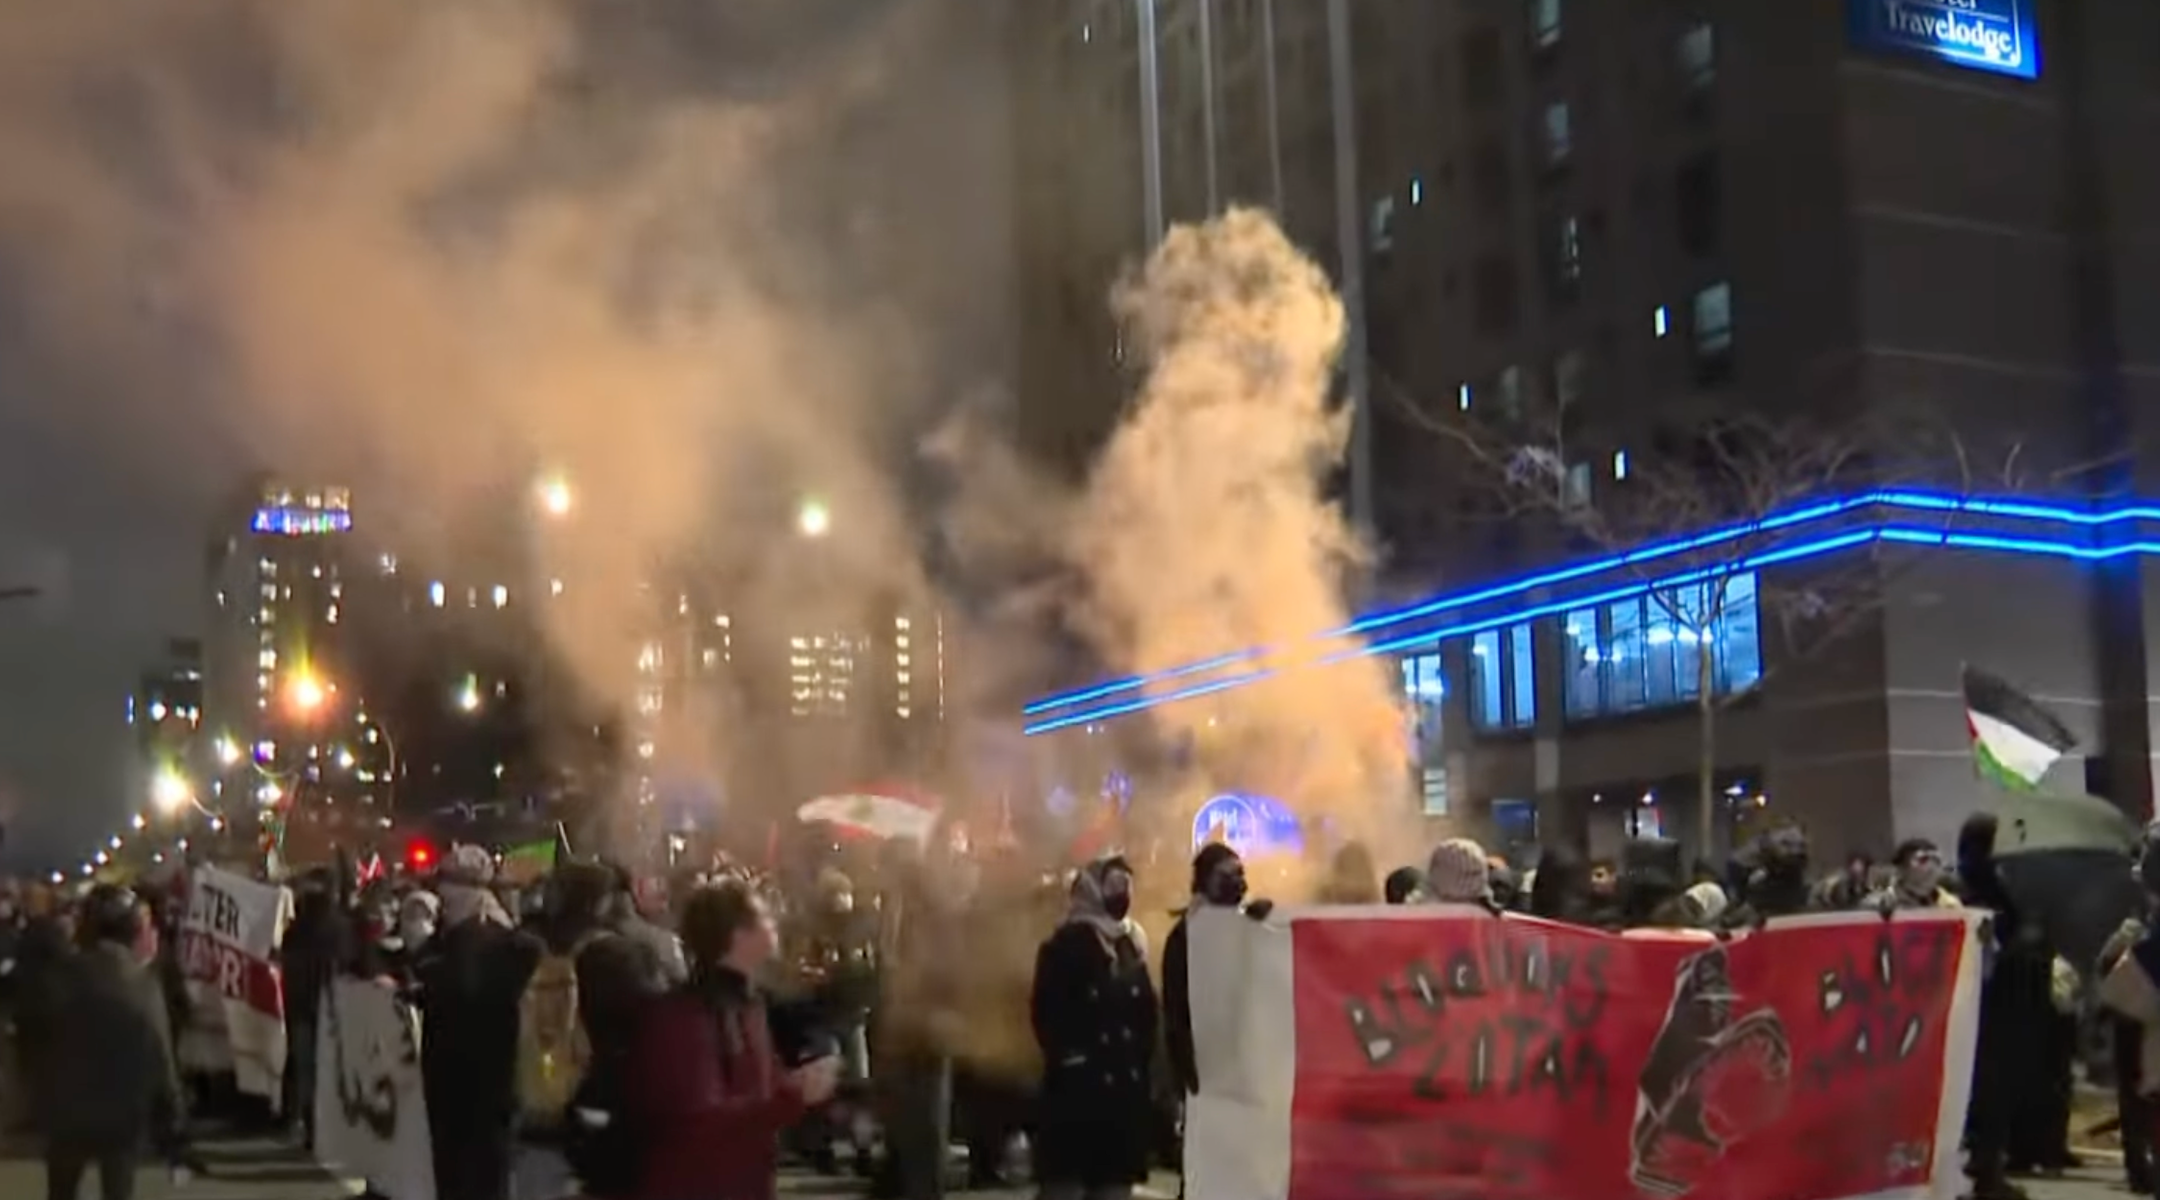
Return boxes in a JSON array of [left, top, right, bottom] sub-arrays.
[[1287, 915, 1971, 1200]]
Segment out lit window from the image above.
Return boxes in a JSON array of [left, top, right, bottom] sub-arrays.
[[1563, 573, 1761, 718], [1408, 176, 1424, 207], [1612, 449, 1630, 480], [1653, 305, 1671, 338], [1542, 102, 1571, 165], [1370, 194, 1396, 254], [1399, 653, 1446, 760], [1677, 21, 1715, 92], [1553, 350, 1585, 409], [1550, 214, 1583, 298], [326, 604, 339, 625], [491, 584, 509, 608], [1529, 0, 1562, 48], [1693, 281, 1734, 356], [428, 581, 445, 608], [1468, 624, 1535, 731], [1458, 382, 1473, 411], [551, 579, 565, 596]]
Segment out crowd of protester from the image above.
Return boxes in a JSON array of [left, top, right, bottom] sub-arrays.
[[0, 810, 2151, 1200]]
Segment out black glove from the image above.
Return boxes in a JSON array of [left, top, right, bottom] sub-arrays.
[[1244, 898, 1275, 922]]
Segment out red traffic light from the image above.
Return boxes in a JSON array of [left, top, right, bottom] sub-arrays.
[[407, 840, 437, 870]]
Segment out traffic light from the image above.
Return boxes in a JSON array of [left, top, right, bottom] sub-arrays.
[[407, 840, 437, 871]]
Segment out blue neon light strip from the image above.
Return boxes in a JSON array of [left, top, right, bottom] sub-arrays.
[[1022, 489, 2160, 718], [1019, 512, 2160, 736]]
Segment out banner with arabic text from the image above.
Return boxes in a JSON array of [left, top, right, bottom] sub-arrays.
[[176, 866, 291, 1103], [1182, 907, 1984, 1200], [315, 978, 435, 1200]]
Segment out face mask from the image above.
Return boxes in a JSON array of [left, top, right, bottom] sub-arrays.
[[1102, 893, 1133, 922], [1203, 870, 1247, 908], [1901, 861, 1943, 896]]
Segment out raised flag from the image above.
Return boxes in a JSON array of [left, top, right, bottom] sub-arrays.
[[1962, 664, 2075, 790]]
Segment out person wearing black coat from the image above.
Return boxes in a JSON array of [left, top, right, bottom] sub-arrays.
[[1031, 855, 1159, 1200], [1161, 844, 1246, 1099], [415, 855, 543, 1200], [43, 885, 184, 1200]]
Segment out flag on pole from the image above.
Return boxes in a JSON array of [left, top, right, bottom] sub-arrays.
[[1963, 665, 2076, 790], [499, 838, 559, 885]]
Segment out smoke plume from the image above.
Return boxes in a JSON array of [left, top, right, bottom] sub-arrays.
[[1069, 209, 1412, 851], [0, 0, 1011, 849]]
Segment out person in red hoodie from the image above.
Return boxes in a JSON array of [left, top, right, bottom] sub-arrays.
[[628, 878, 840, 1200]]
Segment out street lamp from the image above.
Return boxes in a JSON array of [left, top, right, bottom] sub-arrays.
[[537, 475, 574, 519], [455, 674, 482, 714], [151, 768, 193, 814], [286, 671, 327, 716], [796, 497, 831, 538]]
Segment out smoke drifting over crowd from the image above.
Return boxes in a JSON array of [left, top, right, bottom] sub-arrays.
[[0, 1, 1406, 860], [1070, 211, 1410, 849]]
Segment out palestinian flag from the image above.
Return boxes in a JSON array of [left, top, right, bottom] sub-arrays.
[[1963, 665, 2075, 790]]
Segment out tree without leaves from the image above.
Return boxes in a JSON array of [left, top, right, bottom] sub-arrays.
[[1380, 371, 2026, 858]]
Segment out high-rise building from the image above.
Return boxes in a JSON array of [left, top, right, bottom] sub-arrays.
[[128, 637, 204, 788], [203, 480, 364, 813], [1012, 0, 2160, 858]]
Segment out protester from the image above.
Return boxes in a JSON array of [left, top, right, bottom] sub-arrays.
[[1870, 839, 1959, 911], [416, 846, 544, 1200], [1381, 866, 1424, 905], [625, 878, 840, 1200], [42, 884, 184, 1200], [1031, 854, 1157, 1200], [1423, 838, 1493, 907], [1162, 844, 1245, 1100], [1527, 844, 1602, 926], [1315, 842, 1381, 905]]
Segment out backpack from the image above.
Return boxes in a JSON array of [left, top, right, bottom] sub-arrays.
[[516, 939, 595, 1126]]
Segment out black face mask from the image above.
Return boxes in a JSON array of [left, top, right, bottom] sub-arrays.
[[1204, 875, 1248, 908], [1102, 893, 1133, 922]]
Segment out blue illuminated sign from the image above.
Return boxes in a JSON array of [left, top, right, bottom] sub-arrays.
[[1849, 0, 2038, 80], [1191, 791, 1304, 857], [252, 506, 353, 536], [1022, 488, 2160, 735]]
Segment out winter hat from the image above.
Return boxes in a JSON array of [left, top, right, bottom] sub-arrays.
[[1425, 838, 1492, 904], [440, 843, 496, 888], [1683, 881, 1729, 925]]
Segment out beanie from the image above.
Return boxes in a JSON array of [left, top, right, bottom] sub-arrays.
[[1425, 838, 1492, 905]]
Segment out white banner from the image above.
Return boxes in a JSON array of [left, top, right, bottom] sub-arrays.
[[176, 865, 292, 1103], [1184, 907, 1986, 1200], [315, 978, 436, 1200]]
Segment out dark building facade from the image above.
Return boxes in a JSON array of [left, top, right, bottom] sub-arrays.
[[1011, 0, 2160, 861]]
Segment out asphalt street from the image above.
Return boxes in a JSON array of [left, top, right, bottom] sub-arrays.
[[0, 1143, 2122, 1199]]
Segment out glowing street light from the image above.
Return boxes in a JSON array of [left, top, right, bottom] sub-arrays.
[[287, 671, 327, 716], [150, 769, 192, 814], [456, 675, 482, 714], [131, 813, 147, 831], [537, 475, 574, 519], [214, 736, 241, 767], [796, 497, 831, 538]]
